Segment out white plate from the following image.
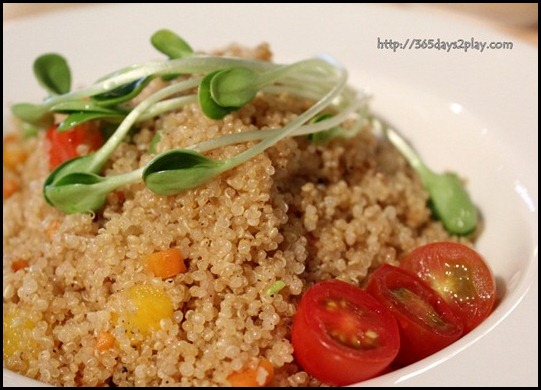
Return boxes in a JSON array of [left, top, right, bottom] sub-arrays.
[[3, 4, 538, 387]]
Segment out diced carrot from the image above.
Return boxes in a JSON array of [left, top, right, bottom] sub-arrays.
[[95, 331, 115, 351], [227, 359, 275, 387], [46, 220, 61, 239], [11, 259, 29, 272], [109, 190, 125, 204], [3, 177, 20, 199], [144, 248, 187, 279], [3, 134, 27, 169]]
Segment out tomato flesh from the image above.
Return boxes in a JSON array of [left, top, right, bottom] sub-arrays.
[[391, 288, 448, 329], [366, 264, 463, 366], [291, 279, 399, 386], [46, 122, 104, 170], [400, 242, 496, 333]]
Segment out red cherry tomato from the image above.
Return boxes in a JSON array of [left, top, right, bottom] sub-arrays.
[[291, 279, 400, 386], [399, 241, 496, 334], [366, 264, 463, 366], [45, 122, 104, 170]]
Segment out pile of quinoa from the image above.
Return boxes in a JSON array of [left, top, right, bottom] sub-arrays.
[[3, 44, 461, 387]]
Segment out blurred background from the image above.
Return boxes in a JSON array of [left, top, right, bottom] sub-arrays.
[[413, 3, 538, 44], [2, 3, 539, 45]]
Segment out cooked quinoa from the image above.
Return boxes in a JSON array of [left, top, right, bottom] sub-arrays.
[[3, 43, 465, 387]]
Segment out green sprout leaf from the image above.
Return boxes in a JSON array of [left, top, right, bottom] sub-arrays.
[[148, 132, 162, 154], [43, 172, 109, 214], [92, 77, 152, 106], [51, 100, 124, 114], [143, 149, 225, 195], [50, 100, 126, 131], [43, 168, 140, 214], [210, 67, 258, 107], [151, 29, 193, 59], [33, 53, 71, 95], [307, 113, 342, 144], [424, 172, 478, 236], [198, 71, 237, 120], [43, 155, 97, 191], [57, 112, 123, 131], [381, 123, 478, 235], [11, 103, 54, 127]]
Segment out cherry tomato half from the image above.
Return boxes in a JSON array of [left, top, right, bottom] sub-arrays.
[[400, 241, 496, 334], [366, 264, 463, 366], [291, 279, 400, 386], [45, 122, 104, 170]]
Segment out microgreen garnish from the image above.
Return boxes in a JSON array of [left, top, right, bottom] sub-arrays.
[[43, 172, 112, 214], [378, 121, 478, 235], [148, 132, 162, 154], [143, 150, 226, 195], [33, 53, 71, 95], [92, 77, 152, 106], [307, 114, 342, 144], [210, 67, 259, 107], [151, 29, 194, 81], [43, 169, 141, 214], [51, 100, 126, 131], [151, 29, 194, 59], [198, 70, 237, 120], [11, 30, 478, 234], [266, 281, 286, 296], [11, 103, 54, 127], [58, 112, 123, 131]]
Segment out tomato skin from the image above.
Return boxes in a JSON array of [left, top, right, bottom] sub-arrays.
[[399, 242, 496, 334], [291, 279, 400, 386], [45, 122, 104, 170], [366, 265, 463, 367]]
